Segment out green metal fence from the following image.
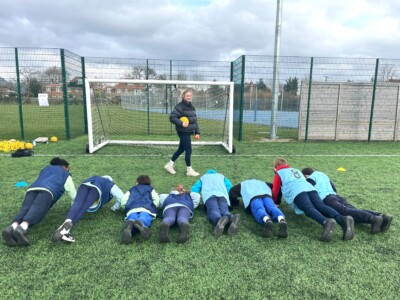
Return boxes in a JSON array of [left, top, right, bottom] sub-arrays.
[[0, 48, 86, 141], [299, 57, 400, 141], [232, 55, 312, 141], [1, 47, 400, 142]]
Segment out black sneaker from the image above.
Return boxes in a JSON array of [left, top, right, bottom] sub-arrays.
[[213, 216, 229, 237], [12, 225, 30, 246], [321, 218, 336, 242], [278, 220, 288, 238], [159, 222, 171, 243], [381, 214, 393, 232], [227, 214, 240, 236], [133, 220, 151, 240], [262, 219, 273, 238], [52, 220, 73, 242], [177, 222, 190, 244], [2, 225, 18, 247], [341, 216, 355, 240], [370, 215, 383, 234], [122, 220, 134, 244]]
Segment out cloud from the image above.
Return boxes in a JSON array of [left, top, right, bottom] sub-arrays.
[[0, 0, 399, 60]]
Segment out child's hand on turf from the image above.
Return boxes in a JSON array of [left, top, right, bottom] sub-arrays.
[[111, 202, 121, 211]]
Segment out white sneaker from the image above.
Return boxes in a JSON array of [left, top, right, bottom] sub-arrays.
[[52, 220, 73, 242], [186, 167, 199, 177], [61, 233, 76, 243], [164, 163, 176, 175]]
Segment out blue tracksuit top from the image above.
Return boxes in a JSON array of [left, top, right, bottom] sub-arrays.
[[277, 167, 314, 205], [125, 184, 157, 214], [241, 179, 272, 209], [82, 176, 115, 206], [308, 171, 336, 201], [162, 193, 195, 213], [192, 170, 231, 205], [29, 165, 70, 202]]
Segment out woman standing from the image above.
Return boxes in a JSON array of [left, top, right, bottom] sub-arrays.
[[165, 89, 200, 177]]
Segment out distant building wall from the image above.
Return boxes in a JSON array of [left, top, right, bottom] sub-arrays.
[[299, 82, 400, 141]]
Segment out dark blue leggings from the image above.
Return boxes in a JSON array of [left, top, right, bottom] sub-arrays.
[[67, 185, 100, 224], [13, 190, 53, 226], [171, 131, 192, 166], [294, 191, 343, 225], [205, 196, 232, 225], [324, 194, 379, 224], [162, 206, 191, 226]]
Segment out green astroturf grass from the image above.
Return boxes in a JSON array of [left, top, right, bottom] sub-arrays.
[[0, 138, 398, 299]]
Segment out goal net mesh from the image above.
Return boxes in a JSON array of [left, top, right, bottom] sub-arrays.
[[85, 79, 233, 153]]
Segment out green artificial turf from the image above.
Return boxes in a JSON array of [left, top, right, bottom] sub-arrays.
[[0, 138, 398, 299]]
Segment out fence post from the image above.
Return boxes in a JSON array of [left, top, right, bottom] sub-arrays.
[[368, 58, 379, 142], [169, 60, 173, 133], [15, 48, 25, 140], [146, 59, 150, 135], [81, 57, 88, 134], [394, 86, 400, 141], [230, 61, 233, 82], [305, 57, 314, 142], [239, 55, 245, 141], [60, 49, 70, 140]]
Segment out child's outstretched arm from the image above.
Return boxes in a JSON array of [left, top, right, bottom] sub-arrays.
[[159, 193, 169, 207], [190, 192, 201, 209], [330, 181, 337, 193], [271, 174, 282, 204], [112, 191, 129, 211], [223, 177, 233, 193], [191, 179, 202, 193], [306, 178, 316, 186], [110, 184, 124, 211], [64, 176, 77, 201], [151, 189, 160, 208]]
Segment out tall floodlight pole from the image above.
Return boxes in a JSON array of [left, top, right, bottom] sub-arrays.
[[270, 0, 283, 139]]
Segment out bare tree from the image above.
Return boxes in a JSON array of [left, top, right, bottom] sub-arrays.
[[378, 64, 398, 82], [125, 66, 158, 79], [42, 66, 62, 83], [20, 68, 39, 102]]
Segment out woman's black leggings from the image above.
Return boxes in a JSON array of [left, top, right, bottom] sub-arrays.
[[171, 131, 192, 166]]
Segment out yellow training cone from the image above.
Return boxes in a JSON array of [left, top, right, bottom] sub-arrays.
[[337, 167, 346, 172]]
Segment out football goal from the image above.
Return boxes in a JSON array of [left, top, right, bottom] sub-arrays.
[[84, 79, 234, 153]]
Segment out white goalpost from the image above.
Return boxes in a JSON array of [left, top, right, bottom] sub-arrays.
[[84, 79, 234, 153]]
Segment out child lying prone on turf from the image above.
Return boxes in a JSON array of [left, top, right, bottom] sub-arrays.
[[229, 179, 288, 238], [271, 157, 355, 242], [301, 167, 393, 234], [191, 169, 240, 237], [158, 184, 200, 244], [113, 175, 159, 244], [52, 175, 124, 243], [2, 157, 76, 247]]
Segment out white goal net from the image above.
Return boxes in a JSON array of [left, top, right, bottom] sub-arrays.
[[84, 79, 234, 153]]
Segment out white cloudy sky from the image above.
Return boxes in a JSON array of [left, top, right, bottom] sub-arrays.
[[1, 0, 399, 61]]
